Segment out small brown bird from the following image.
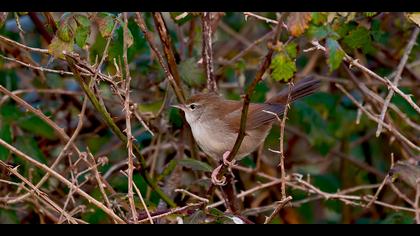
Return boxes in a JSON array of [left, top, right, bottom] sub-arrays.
[[172, 76, 320, 162]]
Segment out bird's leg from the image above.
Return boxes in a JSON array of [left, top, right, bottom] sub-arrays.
[[222, 151, 236, 167], [211, 151, 236, 186], [211, 164, 226, 186]]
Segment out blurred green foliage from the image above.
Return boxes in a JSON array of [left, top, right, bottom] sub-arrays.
[[0, 12, 419, 224]]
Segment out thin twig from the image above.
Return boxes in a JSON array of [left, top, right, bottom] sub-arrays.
[[202, 12, 217, 92], [123, 12, 138, 224], [365, 175, 390, 208], [335, 84, 420, 152], [263, 196, 292, 224], [208, 179, 283, 209], [7, 96, 88, 204], [0, 54, 74, 76], [0, 34, 49, 54], [214, 13, 289, 183], [137, 203, 204, 224], [279, 81, 293, 199], [175, 189, 210, 203], [0, 139, 125, 223], [0, 85, 81, 155], [0, 161, 78, 224], [64, 53, 176, 208], [132, 179, 154, 224], [136, 12, 185, 103], [243, 12, 279, 25], [309, 40, 420, 115], [376, 27, 420, 137], [216, 30, 273, 75], [0, 88, 82, 107], [120, 170, 154, 224], [415, 179, 420, 224]]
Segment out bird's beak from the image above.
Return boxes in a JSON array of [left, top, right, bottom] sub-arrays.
[[171, 104, 186, 111]]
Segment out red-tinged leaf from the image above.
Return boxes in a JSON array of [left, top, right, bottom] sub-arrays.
[[287, 12, 312, 37]]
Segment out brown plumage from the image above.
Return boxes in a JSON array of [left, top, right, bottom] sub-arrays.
[[175, 76, 321, 160]]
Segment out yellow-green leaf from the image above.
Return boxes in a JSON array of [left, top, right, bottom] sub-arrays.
[[57, 24, 73, 42], [75, 26, 90, 48], [270, 53, 296, 82], [285, 42, 297, 58], [75, 15, 91, 28], [48, 36, 73, 59]]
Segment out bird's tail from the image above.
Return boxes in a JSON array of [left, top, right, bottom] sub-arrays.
[[266, 76, 321, 104]]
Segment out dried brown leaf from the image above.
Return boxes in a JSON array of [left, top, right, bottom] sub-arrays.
[[287, 12, 312, 37]]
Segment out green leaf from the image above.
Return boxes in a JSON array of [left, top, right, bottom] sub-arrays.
[[75, 26, 90, 48], [285, 42, 297, 58], [270, 53, 296, 82], [48, 36, 73, 59], [371, 19, 388, 44], [326, 38, 345, 72], [15, 136, 48, 164], [0, 122, 12, 161], [380, 212, 413, 224], [311, 12, 327, 25], [343, 27, 375, 54], [0, 103, 21, 123], [75, 15, 91, 28], [289, 100, 336, 155], [57, 23, 73, 42], [17, 115, 56, 140], [137, 100, 164, 115], [0, 209, 19, 224], [306, 25, 330, 40], [96, 13, 115, 38], [178, 158, 212, 172], [157, 159, 178, 182]]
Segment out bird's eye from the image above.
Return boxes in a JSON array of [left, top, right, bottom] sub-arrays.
[[189, 104, 197, 110]]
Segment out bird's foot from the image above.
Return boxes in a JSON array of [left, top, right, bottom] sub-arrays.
[[222, 151, 236, 167], [211, 164, 226, 186]]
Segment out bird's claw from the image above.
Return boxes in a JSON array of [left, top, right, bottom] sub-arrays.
[[211, 164, 226, 186], [222, 151, 236, 167], [210, 151, 237, 186]]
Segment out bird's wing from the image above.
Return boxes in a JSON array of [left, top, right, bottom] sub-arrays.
[[224, 103, 285, 132]]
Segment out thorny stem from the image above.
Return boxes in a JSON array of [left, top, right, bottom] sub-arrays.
[[202, 12, 218, 92], [376, 27, 420, 137], [123, 12, 139, 223], [65, 53, 177, 208], [213, 13, 289, 188]]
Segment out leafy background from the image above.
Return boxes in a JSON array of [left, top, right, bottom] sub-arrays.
[[0, 12, 419, 224]]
